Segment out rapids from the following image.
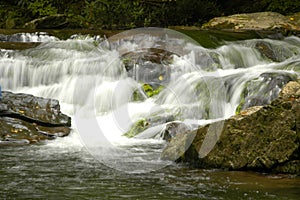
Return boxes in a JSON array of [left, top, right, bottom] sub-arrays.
[[1, 28, 300, 172], [0, 28, 300, 199]]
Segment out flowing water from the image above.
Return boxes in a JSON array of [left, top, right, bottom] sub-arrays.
[[0, 28, 300, 199]]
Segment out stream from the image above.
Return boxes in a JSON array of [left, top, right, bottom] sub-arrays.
[[0, 28, 300, 199]]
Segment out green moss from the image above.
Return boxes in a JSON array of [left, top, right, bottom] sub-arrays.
[[131, 84, 164, 102], [142, 84, 164, 98], [235, 98, 245, 115], [122, 57, 132, 65], [132, 90, 142, 102], [123, 118, 150, 138]]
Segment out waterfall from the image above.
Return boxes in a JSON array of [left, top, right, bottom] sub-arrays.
[[1, 29, 300, 172]]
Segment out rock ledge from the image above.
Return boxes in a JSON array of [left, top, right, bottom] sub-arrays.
[[0, 91, 71, 145]]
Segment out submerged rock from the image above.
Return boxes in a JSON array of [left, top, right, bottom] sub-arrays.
[[236, 72, 297, 114], [121, 48, 174, 86], [160, 122, 191, 142], [124, 114, 176, 138], [0, 91, 71, 145], [162, 79, 300, 175]]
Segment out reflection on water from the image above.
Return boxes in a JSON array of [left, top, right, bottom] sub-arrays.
[[0, 137, 299, 199]]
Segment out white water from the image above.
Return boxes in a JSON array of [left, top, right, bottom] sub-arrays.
[[0, 32, 58, 42], [1, 29, 300, 172]]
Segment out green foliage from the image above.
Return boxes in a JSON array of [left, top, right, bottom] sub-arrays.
[[1, 0, 300, 29], [216, 0, 300, 16], [83, 0, 149, 29], [260, 0, 300, 14], [28, 0, 58, 17], [175, 0, 221, 25]]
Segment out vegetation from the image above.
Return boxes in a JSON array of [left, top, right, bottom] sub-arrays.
[[123, 118, 149, 138], [0, 0, 300, 29]]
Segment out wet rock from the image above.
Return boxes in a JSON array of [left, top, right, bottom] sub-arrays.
[[0, 117, 49, 144], [162, 79, 300, 175], [124, 114, 176, 138], [160, 122, 191, 142], [255, 41, 298, 62], [0, 91, 71, 145], [202, 12, 300, 34], [1, 91, 70, 127], [131, 121, 192, 141], [36, 126, 71, 138], [236, 72, 297, 114], [121, 48, 174, 86]]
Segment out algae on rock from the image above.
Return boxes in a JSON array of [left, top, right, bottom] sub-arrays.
[[162, 79, 300, 175]]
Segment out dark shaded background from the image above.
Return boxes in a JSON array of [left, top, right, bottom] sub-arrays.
[[0, 0, 299, 29]]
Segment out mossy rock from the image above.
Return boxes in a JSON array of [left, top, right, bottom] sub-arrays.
[[163, 79, 300, 175], [123, 118, 150, 138], [123, 112, 176, 138], [142, 84, 164, 98], [131, 84, 164, 101]]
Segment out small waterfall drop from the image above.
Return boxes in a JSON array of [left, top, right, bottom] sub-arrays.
[[1, 29, 300, 172]]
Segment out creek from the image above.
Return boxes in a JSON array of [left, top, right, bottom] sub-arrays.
[[0, 28, 299, 199]]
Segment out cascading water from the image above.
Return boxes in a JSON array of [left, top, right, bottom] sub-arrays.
[[0, 32, 58, 42], [1, 29, 300, 173]]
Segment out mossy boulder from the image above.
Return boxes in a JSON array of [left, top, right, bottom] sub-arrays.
[[162, 79, 300, 175]]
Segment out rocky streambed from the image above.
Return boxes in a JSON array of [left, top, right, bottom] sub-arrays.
[[0, 91, 71, 145], [162, 79, 300, 175]]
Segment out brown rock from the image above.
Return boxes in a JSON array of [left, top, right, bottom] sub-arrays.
[[202, 12, 300, 33], [162, 80, 300, 175], [0, 92, 71, 145]]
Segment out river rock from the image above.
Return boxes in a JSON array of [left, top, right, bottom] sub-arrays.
[[162, 79, 300, 175], [160, 121, 191, 142], [0, 91, 71, 145], [123, 113, 176, 138], [121, 48, 174, 86], [202, 12, 300, 33], [236, 72, 297, 113]]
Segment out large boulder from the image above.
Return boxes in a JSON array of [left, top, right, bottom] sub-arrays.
[[162, 79, 300, 175], [202, 12, 300, 33], [0, 91, 71, 145]]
